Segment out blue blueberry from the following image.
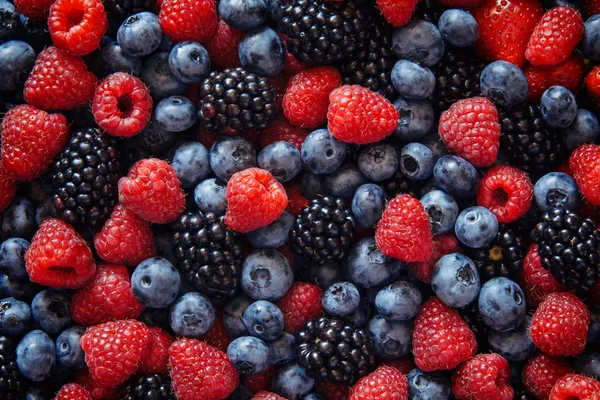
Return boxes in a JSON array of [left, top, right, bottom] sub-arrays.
[[589, 305, 600, 344], [308, 263, 345, 290], [302, 394, 325, 400], [420, 190, 459, 234], [478, 277, 526, 332], [357, 143, 398, 182], [367, 314, 412, 358], [242, 300, 284, 342], [342, 295, 371, 329], [117, 12, 162, 57], [301, 129, 347, 175], [393, 97, 435, 141], [55, 325, 86, 369], [168, 41, 210, 84], [572, 352, 600, 378], [36, 198, 56, 226], [131, 257, 181, 308], [210, 135, 257, 181], [31, 289, 72, 335], [0, 238, 29, 281], [391, 60, 435, 100], [169, 292, 215, 337], [324, 164, 367, 198], [534, 172, 579, 211], [268, 331, 296, 365], [134, 117, 177, 154], [582, 15, 600, 61], [488, 316, 535, 362], [321, 282, 360, 317], [301, 171, 324, 199], [194, 178, 227, 214], [455, 206, 499, 249], [223, 294, 252, 338], [400, 142, 434, 180], [227, 336, 270, 375], [16, 330, 55, 381], [24, 387, 51, 400], [480, 60, 528, 107], [171, 141, 210, 188], [540, 85, 577, 129], [272, 363, 315, 400], [1, 197, 36, 240], [0, 41, 35, 91], [431, 253, 480, 308], [239, 27, 285, 77], [347, 237, 404, 288], [564, 109, 600, 152], [218, 0, 267, 30], [0, 274, 40, 302], [352, 184, 385, 228], [241, 249, 293, 301], [101, 40, 142, 76], [438, 9, 479, 47], [248, 211, 294, 249], [141, 52, 187, 99], [0, 297, 31, 336], [0, 1, 20, 43], [258, 141, 302, 182], [155, 96, 197, 132], [420, 132, 449, 162], [434, 156, 478, 200], [407, 368, 452, 400], [375, 281, 422, 321], [265, 0, 283, 21], [391, 20, 445, 66]]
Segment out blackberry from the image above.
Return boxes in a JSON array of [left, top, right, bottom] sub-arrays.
[[171, 210, 244, 302], [531, 207, 600, 292], [413, 0, 446, 23], [289, 196, 356, 264], [379, 169, 421, 199], [457, 301, 489, 353], [279, 0, 370, 65], [19, 17, 52, 53], [0, 335, 24, 400], [296, 317, 376, 385], [104, 0, 154, 18], [197, 68, 278, 133], [122, 374, 175, 400], [51, 127, 123, 230]]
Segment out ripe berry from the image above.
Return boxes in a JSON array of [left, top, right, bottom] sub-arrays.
[[276, 282, 323, 334], [522, 353, 573, 400], [477, 165, 533, 223], [452, 353, 514, 400], [159, 0, 217, 44], [349, 366, 408, 400], [548, 373, 600, 400], [570, 144, 600, 206], [48, 0, 107, 56], [55, 383, 92, 400]]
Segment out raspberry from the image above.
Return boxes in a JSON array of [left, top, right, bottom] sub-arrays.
[[525, 54, 585, 101], [327, 85, 399, 145], [260, 115, 310, 152], [375, 194, 433, 263], [376, 0, 418, 27], [285, 183, 309, 216], [252, 392, 286, 400], [48, 0, 107, 56], [570, 144, 600, 206], [159, 0, 217, 44], [282, 67, 342, 129], [139, 327, 174, 375], [408, 234, 461, 284], [452, 354, 514, 400], [55, 383, 93, 400], [199, 310, 232, 353], [25, 218, 96, 289], [523, 353, 573, 400], [548, 373, 600, 400], [169, 338, 239, 400], [530, 292, 590, 356], [0, 165, 16, 213], [314, 381, 350, 400], [224, 168, 288, 233], [14, 0, 53, 18], [412, 297, 477, 372], [74, 370, 123, 400], [519, 244, 569, 309], [24, 46, 98, 111], [0, 104, 68, 181], [276, 281, 323, 334], [525, 7, 584, 66], [477, 165, 533, 223], [80, 320, 152, 387], [586, 65, 600, 108], [349, 366, 408, 400], [71, 264, 144, 326], [92, 72, 152, 138], [118, 158, 186, 224], [438, 97, 500, 167], [244, 366, 277, 394], [205, 19, 244, 68]]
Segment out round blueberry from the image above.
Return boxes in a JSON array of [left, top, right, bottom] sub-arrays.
[[141, 52, 187, 99], [55, 325, 86, 369], [301, 129, 347, 175], [0, 1, 20, 43], [342, 295, 372, 329], [400, 142, 434, 180], [0, 40, 35, 91], [241, 249, 293, 301], [223, 294, 252, 338], [407, 368, 452, 400], [169, 292, 215, 337], [258, 141, 302, 182], [210, 135, 257, 181], [488, 316, 535, 362], [31, 289, 72, 335], [324, 164, 367, 198], [433, 155, 478, 200], [438, 9, 479, 47], [420, 132, 449, 162], [478, 277, 526, 332], [134, 117, 177, 153], [540, 85, 577, 128], [392, 20, 445, 66], [117, 12, 163, 57], [227, 335, 270, 375], [431, 253, 480, 308], [308, 263, 345, 290], [247, 211, 294, 249], [101, 41, 142, 76], [1, 197, 36, 240], [171, 141, 210, 189], [155, 96, 197, 132], [455, 206, 499, 248], [534, 172, 579, 211], [168, 41, 210, 84], [131, 257, 181, 309], [352, 184, 385, 228], [218, 0, 267, 30], [242, 300, 284, 342], [194, 178, 227, 214], [0, 238, 30, 281], [588, 305, 600, 344], [322, 281, 360, 317], [582, 15, 600, 61], [375, 281, 422, 321], [347, 237, 404, 288], [357, 143, 399, 182], [367, 314, 412, 358], [0, 297, 31, 336], [301, 171, 324, 199], [272, 363, 315, 400], [16, 330, 55, 381], [268, 331, 296, 365], [393, 97, 435, 141], [0, 274, 40, 303], [480, 60, 528, 107], [239, 26, 285, 77], [391, 59, 435, 100], [564, 109, 600, 152], [572, 352, 600, 378], [420, 190, 459, 234]]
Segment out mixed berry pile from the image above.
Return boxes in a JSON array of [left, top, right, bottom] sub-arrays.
[[1, 0, 600, 398]]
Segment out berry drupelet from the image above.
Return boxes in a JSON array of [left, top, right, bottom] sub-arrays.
[[0, 335, 24, 399], [122, 373, 175, 400], [380, 169, 421, 199]]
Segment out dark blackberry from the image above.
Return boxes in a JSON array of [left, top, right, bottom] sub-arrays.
[[0, 335, 24, 400], [457, 301, 489, 353], [514, 389, 537, 400], [531, 206, 600, 292], [104, 0, 154, 18], [122, 374, 175, 400], [0, 3, 20, 43], [171, 210, 244, 302], [18, 16, 52, 53], [296, 317, 376, 385], [279, 0, 370, 65], [379, 169, 421, 199], [413, 0, 446, 22], [51, 127, 123, 230], [289, 196, 356, 264], [197, 68, 278, 133]]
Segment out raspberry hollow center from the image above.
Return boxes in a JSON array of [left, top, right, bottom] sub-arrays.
[[117, 95, 134, 118], [65, 8, 85, 30], [492, 188, 509, 205]]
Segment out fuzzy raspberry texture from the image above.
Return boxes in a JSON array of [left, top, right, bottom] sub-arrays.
[[94, 203, 156, 267], [199, 309, 232, 353], [530, 292, 590, 356], [285, 183, 309, 216], [525, 7, 584, 66], [139, 327, 174, 375], [159, 0, 217, 44], [1, 104, 68, 181], [412, 297, 477, 372], [328, 85, 399, 145], [349, 366, 408, 400], [205, 19, 243, 68], [376, 0, 418, 27], [260, 115, 310, 152], [14, 0, 53, 18], [0, 165, 16, 213], [452, 354, 514, 400], [548, 373, 600, 400], [25, 218, 95, 289], [71, 264, 144, 326], [276, 282, 323, 334], [169, 338, 239, 400], [81, 320, 151, 387], [74, 369, 123, 400], [48, 0, 107, 55], [24, 47, 98, 111], [526, 54, 585, 101], [244, 366, 277, 394], [225, 168, 288, 233], [520, 244, 569, 308], [408, 234, 461, 284], [438, 97, 500, 167], [92, 73, 152, 138], [55, 383, 93, 400], [477, 165, 533, 223], [315, 381, 350, 400], [118, 158, 185, 224], [375, 194, 433, 263], [252, 392, 286, 400], [439, 0, 482, 7], [570, 144, 600, 206], [523, 353, 573, 400]]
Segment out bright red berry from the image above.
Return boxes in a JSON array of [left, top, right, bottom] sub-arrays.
[[159, 0, 218, 44], [548, 373, 600, 400], [412, 297, 477, 372], [199, 309, 232, 353], [477, 165, 533, 223], [570, 144, 600, 206], [452, 354, 514, 400], [48, 0, 107, 56], [525, 54, 585, 101], [376, 0, 418, 27], [586, 65, 600, 110], [285, 183, 309, 216], [205, 19, 244, 68], [139, 327, 174, 375], [14, 0, 53, 18], [520, 244, 569, 309], [0, 165, 16, 213], [276, 281, 323, 334], [523, 353, 573, 400], [252, 392, 286, 400], [55, 383, 93, 400], [244, 366, 277, 394], [1, 104, 68, 181], [74, 369, 123, 400], [260, 115, 310, 152], [408, 233, 461, 284], [118, 158, 186, 224], [438, 97, 500, 167], [349, 366, 408, 400]]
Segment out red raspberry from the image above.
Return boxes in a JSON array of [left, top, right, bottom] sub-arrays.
[[199, 309, 232, 353], [525, 7, 584, 66], [169, 338, 239, 400], [244, 365, 277, 394], [530, 292, 590, 356], [380, 356, 416, 375], [439, 0, 482, 7], [285, 183, 309, 216], [549, 373, 600, 400], [0, 104, 68, 181], [25, 218, 95, 289], [0, 165, 16, 213], [75, 370, 123, 399], [349, 366, 408, 400], [225, 168, 288, 233], [118, 158, 186, 224], [570, 144, 600, 206], [438, 97, 500, 167], [252, 392, 286, 400], [14, 0, 53, 18], [139, 327, 174, 375], [92, 73, 152, 138], [205, 19, 244, 68], [260, 115, 310, 152], [408, 233, 461, 284], [55, 383, 93, 400], [520, 244, 569, 309], [24, 46, 98, 111], [80, 319, 152, 387], [48, 0, 107, 56], [452, 354, 514, 400], [523, 353, 573, 400], [376, 0, 418, 27], [276, 282, 323, 334], [477, 165, 533, 223], [375, 194, 433, 263], [525, 54, 585, 101], [282, 67, 342, 129], [412, 297, 477, 372], [159, 0, 217, 44], [585, 65, 600, 108], [315, 381, 350, 400], [71, 264, 144, 326]]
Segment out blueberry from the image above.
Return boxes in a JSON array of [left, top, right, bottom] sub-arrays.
[[0, 238, 30, 281], [308, 263, 345, 290], [342, 295, 371, 329], [301, 171, 324, 199], [239, 27, 285, 77], [272, 363, 315, 400], [420, 190, 459, 234], [218, 0, 267, 30], [210, 135, 257, 181], [1, 197, 37, 240], [352, 184, 386, 228], [431, 253, 480, 308], [141, 52, 187, 99], [321, 281, 360, 317], [168, 41, 210, 84], [391, 60, 435, 100], [480, 60, 528, 107], [393, 97, 435, 141], [357, 143, 399, 182], [324, 164, 367, 198], [391, 20, 445, 66], [247, 211, 294, 249], [268, 331, 296, 365], [169, 292, 215, 337], [117, 12, 162, 57], [407, 368, 452, 400], [134, 117, 177, 154], [223, 294, 253, 338], [258, 141, 302, 182], [438, 9, 479, 47], [227, 336, 270, 375], [265, 0, 283, 21], [0, 297, 31, 336], [589, 305, 600, 344], [301, 129, 347, 175], [455, 206, 499, 249], [539, 85, 578, 129], [375, 281, 422, 321], [0, 274, 40, 302], [31, 289, 72, 335], [25, 387, 51, 400], [171, 141, 210, 188], [155, 96, 197, 132], [488, 316, 535, 362], [242, 300, 284, 342], [582, 15, 600, 61], [400, 142, 434, 180], [16, 330, 55, 381], [564, 109, 600, 152], [420, 132, 449, 162], [0, 0, 20, 43], [572, 352, 600, 378], [0, 41, 35, 91], [101, 40, 142, 76], [302, 394, 325, 400], [347, 237, 404, 288], [478, 277, 526, 332], [241, 249, 293, 301], [55, 325, 86, 369], [194, 178, 227, 214], [534, 172, 579, 211], [367, 314, 412, 358], [433, 155, 478, 200], [131, 257, 181, 308]]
